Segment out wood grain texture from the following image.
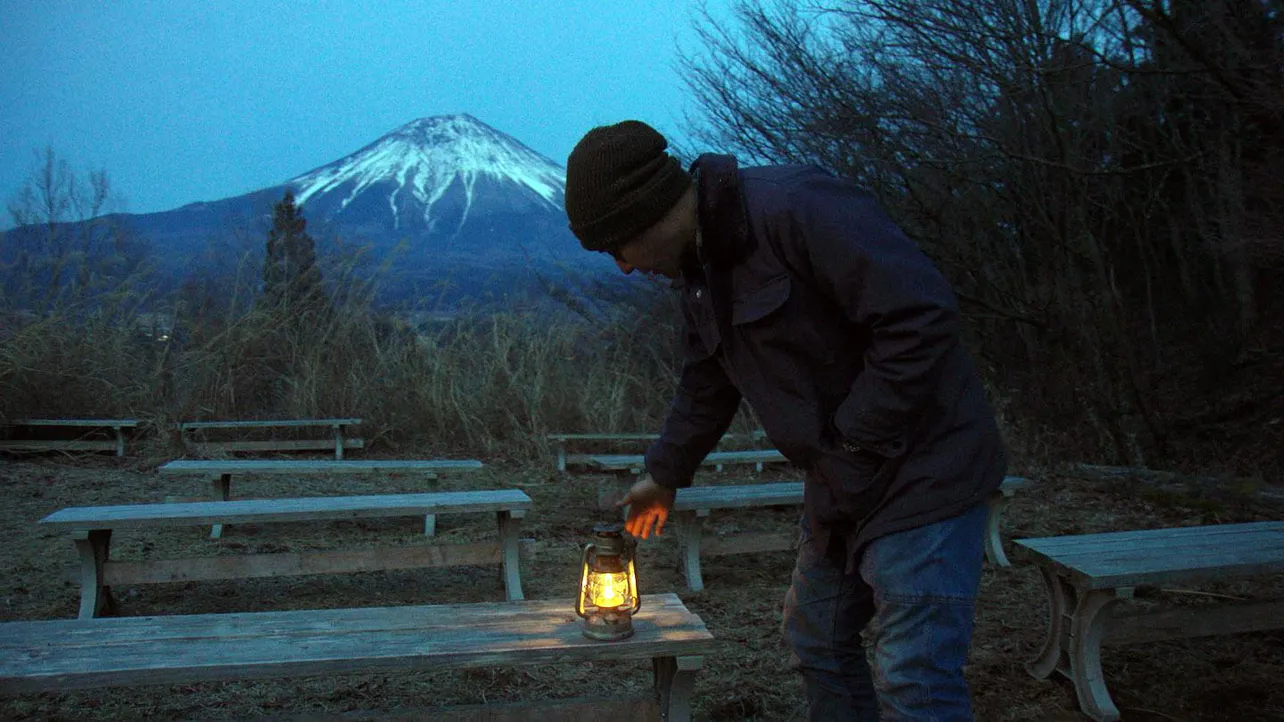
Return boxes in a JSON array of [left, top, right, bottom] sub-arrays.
[[0, 593, 718, 693], [40, 490, 533, 530], [1015, 522, 1284, 588]]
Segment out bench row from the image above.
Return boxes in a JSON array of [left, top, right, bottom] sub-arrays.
[[0, 417, 365, 458], [41, 475, 1031, 619]]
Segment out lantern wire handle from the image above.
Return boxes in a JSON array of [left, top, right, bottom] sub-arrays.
[[627, 556, 641, 614], [576, 542, 593, 617]]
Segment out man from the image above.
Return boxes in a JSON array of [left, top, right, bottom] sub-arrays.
[[564, 120, 1006, 721]]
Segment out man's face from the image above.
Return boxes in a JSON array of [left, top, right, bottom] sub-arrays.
[[608, 192, 694, 280]]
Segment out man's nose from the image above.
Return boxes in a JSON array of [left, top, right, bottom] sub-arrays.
[[615, 259, 635, 275]]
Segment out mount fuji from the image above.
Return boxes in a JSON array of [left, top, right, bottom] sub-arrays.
[[83, 114, 618, 305]]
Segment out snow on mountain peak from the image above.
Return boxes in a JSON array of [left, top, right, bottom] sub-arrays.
[[289, 114, 566, 229]]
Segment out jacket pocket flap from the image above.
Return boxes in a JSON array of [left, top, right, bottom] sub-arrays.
[[732, 274, 791, 325]]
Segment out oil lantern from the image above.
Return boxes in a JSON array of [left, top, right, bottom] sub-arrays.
[[576, 522, 641, 641]]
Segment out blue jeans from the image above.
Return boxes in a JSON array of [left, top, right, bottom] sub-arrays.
[[782, 501, 989, 721]]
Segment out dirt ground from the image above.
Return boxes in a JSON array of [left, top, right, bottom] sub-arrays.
[[0, 452, 1281, 721]]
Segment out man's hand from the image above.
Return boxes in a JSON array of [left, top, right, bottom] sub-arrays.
[[616, 476, 677, 539]]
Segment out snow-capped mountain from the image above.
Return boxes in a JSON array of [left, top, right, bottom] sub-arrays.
[[19, 114, 619, 305], [290, 114, 567, 243]]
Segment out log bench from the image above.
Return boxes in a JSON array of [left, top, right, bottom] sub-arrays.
[[0, 593, 716, 722], [177, 418, 364, 459], [1016, 521, 1284, 721], [673, 475, 1031, 591], [39, 489, 533, 618], [157, 458, 484, 538], [586, 449, 789, 475], [549, 431, 767, 473], [0, 418, 138, 457]]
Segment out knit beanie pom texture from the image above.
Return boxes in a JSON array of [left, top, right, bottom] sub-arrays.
[[564, 120, 691, 253]]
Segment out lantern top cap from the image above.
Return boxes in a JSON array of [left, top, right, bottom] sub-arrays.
[[592, 521, 625, 537]]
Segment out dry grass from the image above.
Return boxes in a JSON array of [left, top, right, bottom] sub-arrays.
[[0, 453, 1280, 721]]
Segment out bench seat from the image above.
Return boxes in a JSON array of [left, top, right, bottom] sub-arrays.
[[586, 449, 789, 475], [1015, 521, 1284, 721], [177, 418, 363, 459], [1, 418, 139, 457], [41, 490, 533, 617], [157, 459, 485, 537], [549, 431, 767, 472], [0, 593, 715, 721], [673, 476, 1030, 591]]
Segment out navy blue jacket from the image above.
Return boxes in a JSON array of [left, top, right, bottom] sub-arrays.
[[644, 154, 1007, 561]]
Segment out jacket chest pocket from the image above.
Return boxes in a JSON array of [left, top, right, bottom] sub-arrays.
[[731, 274, 831, 363]]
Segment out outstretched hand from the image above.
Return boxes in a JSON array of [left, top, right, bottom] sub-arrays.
[[616, 475, 677, 539]]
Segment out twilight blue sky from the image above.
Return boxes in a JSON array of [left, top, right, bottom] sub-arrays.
[[1, 1, 734, 223]]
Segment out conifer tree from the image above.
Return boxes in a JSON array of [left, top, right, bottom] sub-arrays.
[[262, 190, 324, 313]]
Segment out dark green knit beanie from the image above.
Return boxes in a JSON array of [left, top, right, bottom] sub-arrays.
[[564, 120, 692, 253]]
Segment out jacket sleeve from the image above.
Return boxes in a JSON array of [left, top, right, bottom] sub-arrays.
[[788, 173, 961, 458], [644, 300, 743, 489]]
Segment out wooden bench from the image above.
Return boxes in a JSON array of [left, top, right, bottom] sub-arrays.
[[0, 593, 715, 721], [177, 417, 364, 459], [586, 449, 790, 475], [40, 490, 533, 618], [1016, 521, 1284, 721], [0, 418, 139, 457], [673, 476, 1030, 591], [549, 430, 767, 472], [157, 458, 484, 537]]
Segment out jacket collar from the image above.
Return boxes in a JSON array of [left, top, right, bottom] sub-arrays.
[[689, 153, 755, 269]]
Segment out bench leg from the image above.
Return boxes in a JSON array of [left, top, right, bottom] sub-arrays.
[[72, 529, 115, 619], [497, 509, 526, 601], [679, 510, 709, 593], [113, 425, 126, 457], [983, 490, 1013, 567], [333, 424, 344, 460], [210, 473, 231, 539], [654, 655, 702, 722], [1026, 568, 1123, 722], [556, 442, 566, 473], [423, 514, 437, 536]]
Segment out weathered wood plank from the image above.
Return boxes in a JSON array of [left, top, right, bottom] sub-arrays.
[[2, 593, 698, 646], [672, 476, 1026, 513], [11, 418, 140, 427], [548, 431, 764, 442], [183, 439, 365, 453], [675, 482, 804, 511], [157, 459, 482, 476], [1018, 522, 1284, 553], [1015, 523, 1284, 588], [0, 440, 118, 452], [40, 490, 533, 529], [101, 539, 537, 585], [179, 418, 362, 430], [0, 594, 717, 693], [586, 449, 788, 471]]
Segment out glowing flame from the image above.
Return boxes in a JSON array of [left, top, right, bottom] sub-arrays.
[[588, 571, 629, 609]]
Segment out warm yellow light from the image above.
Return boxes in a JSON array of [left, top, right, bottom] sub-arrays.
[[588, 571, 630, 609]]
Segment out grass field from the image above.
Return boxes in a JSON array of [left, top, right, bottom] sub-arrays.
[[0, 452, 1280, 721]]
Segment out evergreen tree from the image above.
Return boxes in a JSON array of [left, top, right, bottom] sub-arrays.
[[262, 190, 325, 313]]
